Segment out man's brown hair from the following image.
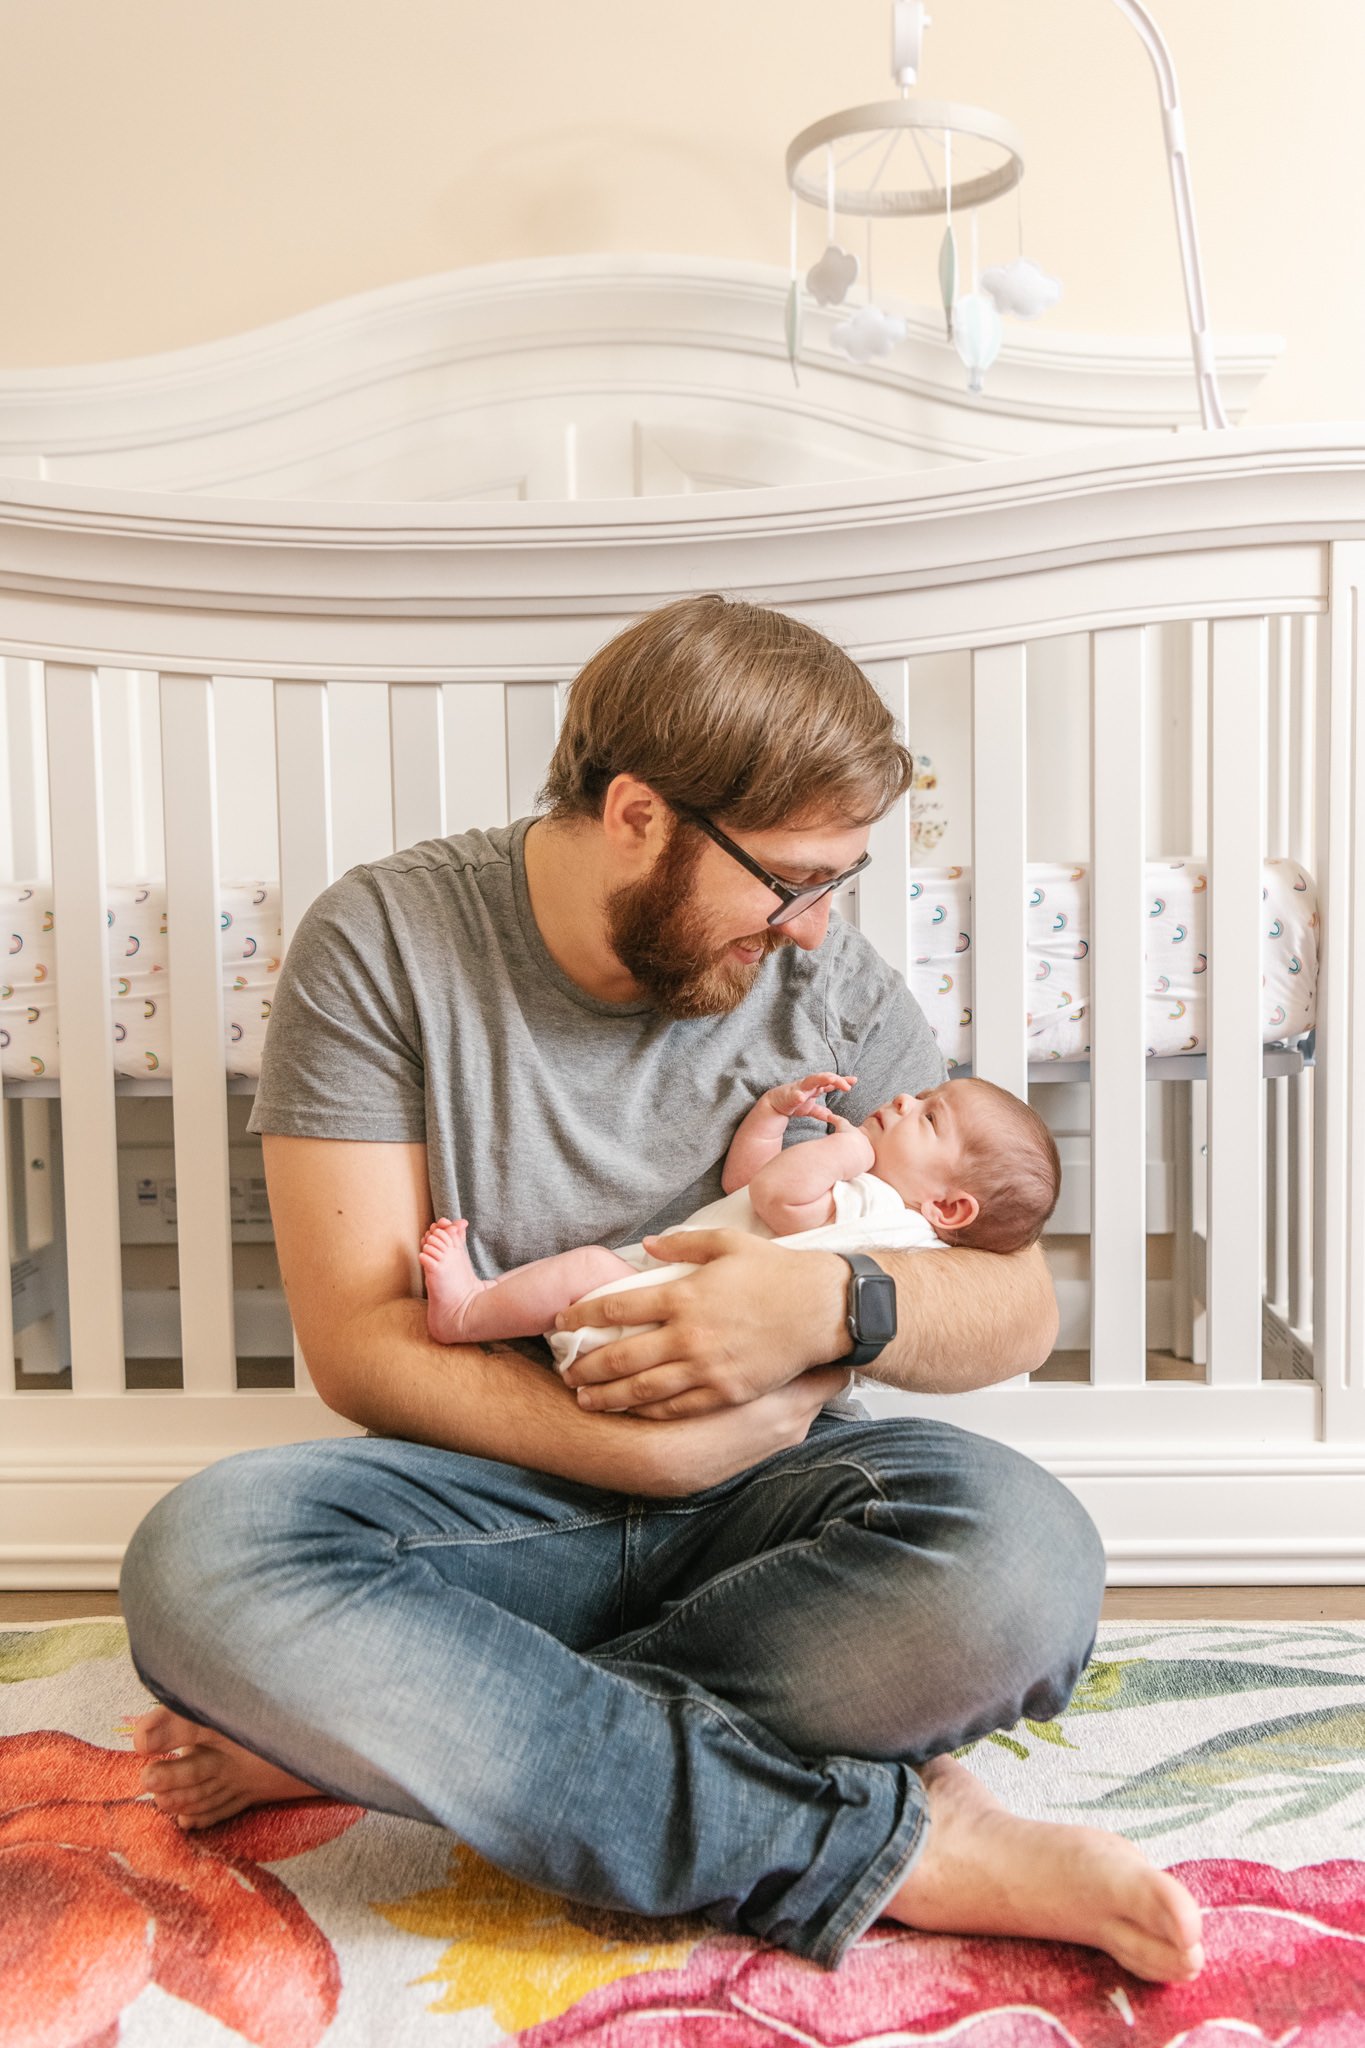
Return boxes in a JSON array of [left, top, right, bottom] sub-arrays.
[[541, 594, 913, 829], [936, 1079, 1062, 1256]]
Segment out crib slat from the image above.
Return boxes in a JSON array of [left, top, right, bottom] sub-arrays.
[[1289, 1065, 1312, 1333], [1268, 1076, 1289, 1311], [1089, 627, 1147, 1385], [272, 678, 334, 1398], [4, 658, 47, 877], [861, 660, 912, 980], [1265, 622, 1289, 1308], [389, 683, 447, 848], [505, 683, 561, 823], [1206, 617, 1267, 1387], [161, 674, 238, 1395], [273, 681, 334, 951], [1293, 616, 1316, 871], [445, 684, 510, 831], [971, 644, 1027, 1101], [1288, 616, 1315, 1338], [1270, 618, 1292, 859], [1318, 541, 1365, 1440], [44, 663, 126, 1394]]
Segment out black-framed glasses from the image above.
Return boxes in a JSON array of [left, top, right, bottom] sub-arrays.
[[678, 809, 872, 927]]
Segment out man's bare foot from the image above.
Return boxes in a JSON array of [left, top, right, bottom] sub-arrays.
[[130, 1705, 324, 1831], [882, 1753, 1204, 1985], [419, 1217, 486, 1346]]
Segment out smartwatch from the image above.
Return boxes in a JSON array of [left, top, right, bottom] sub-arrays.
[[840, 1252, 898, 1368]]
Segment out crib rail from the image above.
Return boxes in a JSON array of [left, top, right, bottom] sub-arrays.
[[4, 426, 1365, 1584]]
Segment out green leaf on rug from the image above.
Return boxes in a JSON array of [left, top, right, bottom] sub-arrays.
[[1022, 1717, 1077, 1748], [0, 1622, 129, 1684], [1069, 1656, 1363, 1717], [1074, 1701, 1365, 1837]]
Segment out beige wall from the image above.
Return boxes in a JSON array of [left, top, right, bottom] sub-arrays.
[[4, 0, 1361, 424]]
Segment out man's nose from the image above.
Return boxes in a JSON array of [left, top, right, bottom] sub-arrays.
[[784, 894, 835, 951]]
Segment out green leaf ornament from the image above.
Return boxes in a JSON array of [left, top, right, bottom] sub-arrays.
[[938, 226, 958, 338], [784, 280, 802, 387]]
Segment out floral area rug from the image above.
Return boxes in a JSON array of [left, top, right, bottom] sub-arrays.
[[2, 1616, 1364, 2046]]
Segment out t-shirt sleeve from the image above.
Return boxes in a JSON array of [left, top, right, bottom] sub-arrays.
[[822, 917, 948, 1127], [245, 867, 427, 1143]]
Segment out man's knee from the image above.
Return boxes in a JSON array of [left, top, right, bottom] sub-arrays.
[[121, 1444, 334, 1644], [858, 1422, 1106, 1733]]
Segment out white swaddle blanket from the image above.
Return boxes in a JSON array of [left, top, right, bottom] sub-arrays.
[[547, 1168, 946, 1372]]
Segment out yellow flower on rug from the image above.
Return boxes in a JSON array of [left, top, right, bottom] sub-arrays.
[[374, 1841, 704, 2032]]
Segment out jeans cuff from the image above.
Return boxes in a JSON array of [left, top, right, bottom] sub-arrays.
[[802, 1775, 931, 1970]]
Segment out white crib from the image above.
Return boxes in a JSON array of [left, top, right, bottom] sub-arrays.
[[3, 424, 1364, 1586]]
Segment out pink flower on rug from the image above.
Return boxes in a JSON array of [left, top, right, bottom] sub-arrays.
[[519, 1859, 1365, 2048], [0, 1729, 363, 2048]]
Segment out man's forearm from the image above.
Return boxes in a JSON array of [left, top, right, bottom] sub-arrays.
[[317, 1296, 660, 1490], [861, 1240, 1058, 1393]]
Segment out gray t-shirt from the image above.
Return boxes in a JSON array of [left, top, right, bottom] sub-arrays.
[[246, 818, 947, 1278]]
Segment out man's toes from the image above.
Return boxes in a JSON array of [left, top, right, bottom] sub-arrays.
[[132, 1705, 202, 1755], [141, 1753, 204, 1793], [1152, 1876, 1203, 1951], [177, 1799, 240, 1832], [170, 1783, 237, 1818], [1110, 1919, 1204, 1985]]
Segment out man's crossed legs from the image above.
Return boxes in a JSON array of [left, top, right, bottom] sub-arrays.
[[118, 1414, 1202, 1977]]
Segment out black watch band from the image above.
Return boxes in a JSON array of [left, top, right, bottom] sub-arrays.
[[840, 1252, 898, 1368]]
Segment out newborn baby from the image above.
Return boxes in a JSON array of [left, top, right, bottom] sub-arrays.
[[420, 1073, 1061, 1367]]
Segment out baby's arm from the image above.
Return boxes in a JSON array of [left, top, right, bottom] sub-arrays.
[[722, 1072, 855, 1192], [746, 1114, 877, 1235]]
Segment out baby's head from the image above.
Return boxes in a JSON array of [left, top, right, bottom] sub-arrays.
[[862, 1078, 1060, 1254]]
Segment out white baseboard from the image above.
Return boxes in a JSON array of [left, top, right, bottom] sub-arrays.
[[3, 1399, 1364, 1587]]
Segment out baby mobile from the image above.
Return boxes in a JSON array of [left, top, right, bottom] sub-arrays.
[[784, 1, 1060, 394]]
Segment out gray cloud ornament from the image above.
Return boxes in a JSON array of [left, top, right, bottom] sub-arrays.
[[805, 244, 859, 306]]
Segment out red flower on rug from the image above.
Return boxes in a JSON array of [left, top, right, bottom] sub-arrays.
[[519, 1859, 1365, 2048], [0, 1729, 363, 2048]]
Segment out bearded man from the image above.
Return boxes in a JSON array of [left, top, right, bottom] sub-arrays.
[[120, 595, 1203, 1983]]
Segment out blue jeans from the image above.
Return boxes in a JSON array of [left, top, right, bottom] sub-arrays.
[[119, 1412, 1105, 1968]]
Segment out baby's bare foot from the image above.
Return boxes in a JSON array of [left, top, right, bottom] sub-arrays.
[[131, 1704, 324, 1831], [419, 1217, 485, 1346], [882, 1753, 1204, 1985]]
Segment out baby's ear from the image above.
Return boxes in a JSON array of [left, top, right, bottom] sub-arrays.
[[925, 1191, 979, 1231]]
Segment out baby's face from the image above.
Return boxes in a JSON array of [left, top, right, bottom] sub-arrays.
[[862, 1082, 971, 1213]]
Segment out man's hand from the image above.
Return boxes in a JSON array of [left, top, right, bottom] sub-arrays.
[[557, 1230, 851, 1417], [622, 1366, 854, 1494], [763, 1071, 856, 1122]]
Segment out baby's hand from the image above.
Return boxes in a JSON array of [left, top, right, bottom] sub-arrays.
[[765, 1072, 856, 1122]]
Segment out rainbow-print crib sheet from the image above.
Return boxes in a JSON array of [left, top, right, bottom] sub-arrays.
[[909, 857, 1318, 1069]]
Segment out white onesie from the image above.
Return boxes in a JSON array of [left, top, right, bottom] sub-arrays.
[[547, 1170, 946, 1372]]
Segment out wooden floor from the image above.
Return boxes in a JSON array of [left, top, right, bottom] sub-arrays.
[[5, 1587, 1365, 1624]]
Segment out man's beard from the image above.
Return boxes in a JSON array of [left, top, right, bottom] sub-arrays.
[[604, 821, 790, 1020]]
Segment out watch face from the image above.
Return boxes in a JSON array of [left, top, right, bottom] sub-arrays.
[[854, 1273, 898, 1344]]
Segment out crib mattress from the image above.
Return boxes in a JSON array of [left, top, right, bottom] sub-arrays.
[[2, 881, 280, 1082], [2, 859, 1319, 1085], [910, 857, 1318, 1071]]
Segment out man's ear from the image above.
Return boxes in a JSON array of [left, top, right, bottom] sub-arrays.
[[601, 774, 669, 855], [924, 1191, 980, 1232]]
